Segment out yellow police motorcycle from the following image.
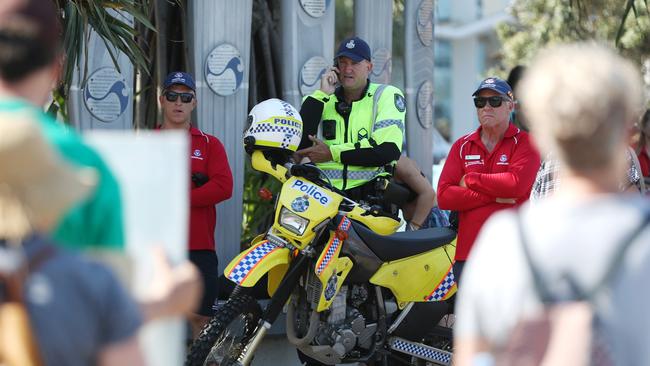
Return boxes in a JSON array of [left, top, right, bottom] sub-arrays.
[[186, 99, 457, 366]]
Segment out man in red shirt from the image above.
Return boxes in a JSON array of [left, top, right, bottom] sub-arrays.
[[158, 71, 233, 338], [437, 77, 540, 284]]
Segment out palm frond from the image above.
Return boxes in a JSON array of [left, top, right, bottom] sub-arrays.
[[54, 0, 156, 117]]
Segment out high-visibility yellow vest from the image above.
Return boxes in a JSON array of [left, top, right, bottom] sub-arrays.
[[308, 82, 406, 190]]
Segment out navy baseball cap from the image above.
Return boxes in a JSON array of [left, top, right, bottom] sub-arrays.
[[163, 71, 196, 91], [472, 77, 514, 99], [335, 36, 371, 62]]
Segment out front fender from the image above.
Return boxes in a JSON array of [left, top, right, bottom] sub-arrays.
[[224, 239, 291, 294]]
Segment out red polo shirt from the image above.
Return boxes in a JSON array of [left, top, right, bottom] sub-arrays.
[[437, 124, 540, 261], [188, 127, 233, 251]]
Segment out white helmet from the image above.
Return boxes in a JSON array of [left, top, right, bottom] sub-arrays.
[[244, 98, 303, 153]]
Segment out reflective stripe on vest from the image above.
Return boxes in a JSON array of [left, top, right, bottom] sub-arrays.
[[321, 166, 386, 181], [373, 119, 404, 133], [371, 84, 388, 131]]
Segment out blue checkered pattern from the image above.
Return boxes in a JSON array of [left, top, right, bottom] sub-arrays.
[[373, 119, 404, 133], [315, 217, 351, 275], [280, 100, 296, 117], [425, 265, 456, 301], [227, 241, 278, 284], [249, 123, 300, 136], [281, 133, 293, 149], [391, 338, 451, 365]]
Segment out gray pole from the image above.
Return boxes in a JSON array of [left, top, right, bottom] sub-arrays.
[[187, 1, 253, 269], [354, 0, 393, 84], [404, 0, 434, 180], [280, 0, 335, 110]]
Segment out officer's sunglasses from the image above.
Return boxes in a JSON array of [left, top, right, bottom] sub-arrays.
[[164, 91, 195, 103], [473, 96, 510, 109]]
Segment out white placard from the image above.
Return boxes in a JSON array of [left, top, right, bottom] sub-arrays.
[[85, 130, 188, 366], [371, 47, 392, 84], [299, 56, 328, 97], [300, 0, 327, 18], [83, 67, 130, 123], [205, 43, 245, 96], [416, 0, 434, 47], [417, 80, 434, 129]]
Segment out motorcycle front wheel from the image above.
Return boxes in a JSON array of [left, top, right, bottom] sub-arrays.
[[185, 293, 262, 366]]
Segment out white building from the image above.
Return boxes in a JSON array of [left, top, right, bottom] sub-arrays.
[[434, 0, 512, 142]]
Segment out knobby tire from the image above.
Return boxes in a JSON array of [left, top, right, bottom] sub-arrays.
[[185, 293, 261, 366]]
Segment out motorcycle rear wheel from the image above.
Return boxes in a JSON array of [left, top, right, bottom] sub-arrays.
[[185, 293, 262, 366]]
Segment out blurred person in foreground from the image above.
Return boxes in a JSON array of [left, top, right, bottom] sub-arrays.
[[0, 0, 202, 325], [0, 0, 123, 249], [454, 43, 650, 366], [0, 115, 143, 366], [436, 77, 540, 284]]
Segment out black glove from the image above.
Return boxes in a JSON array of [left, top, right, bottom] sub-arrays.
[[191, 172, 209, 187], [448, 211, 459, 233]]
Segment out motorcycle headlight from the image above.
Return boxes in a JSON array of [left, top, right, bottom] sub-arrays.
[[279, 207, 309, 235]]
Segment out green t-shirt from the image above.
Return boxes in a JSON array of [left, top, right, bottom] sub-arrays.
[[0, 99, 124, 250]]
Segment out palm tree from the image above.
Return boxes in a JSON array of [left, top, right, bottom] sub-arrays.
[[51, 0, 155, 123]]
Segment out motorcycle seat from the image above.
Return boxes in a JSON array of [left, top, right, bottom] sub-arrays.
[[351, 221, 456, 262]]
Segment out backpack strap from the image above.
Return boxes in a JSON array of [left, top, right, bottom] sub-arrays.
[[586, 207, 650, 299], [515, 212, 556, 303], [516, 206, 650, 303]]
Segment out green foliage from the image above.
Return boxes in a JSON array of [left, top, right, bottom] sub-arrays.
[[240, 158, 282, 246], [497, 0, 650, 73], [335, 0, 354, 41]]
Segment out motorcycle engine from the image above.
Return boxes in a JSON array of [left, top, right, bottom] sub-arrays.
[[288, 281, 378, 364]]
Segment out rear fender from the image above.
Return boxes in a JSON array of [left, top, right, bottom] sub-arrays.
[[370, 239, 457, 308], [224, 238, 291, 296]]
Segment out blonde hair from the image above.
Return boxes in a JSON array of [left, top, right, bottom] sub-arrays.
[[519, 43, 643, 172]]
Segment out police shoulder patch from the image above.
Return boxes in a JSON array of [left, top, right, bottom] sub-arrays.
[[394, 93, 406, 112]]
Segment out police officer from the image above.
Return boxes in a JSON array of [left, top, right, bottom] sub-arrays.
[[296, 36, 406, 207]]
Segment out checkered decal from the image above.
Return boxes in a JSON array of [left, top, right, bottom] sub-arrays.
[[373, 119, 405, 133], [249, 123, 300, 137], [227, 241, 279, 284], [424, 264, 456, 301], [280, 133, 293, 149], [390, 338, 451, 365], [315, 217, 352, 275]]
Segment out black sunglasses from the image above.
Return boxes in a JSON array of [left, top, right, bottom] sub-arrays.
[[165, 91, 195, 103], [473, 96, 510, 109]]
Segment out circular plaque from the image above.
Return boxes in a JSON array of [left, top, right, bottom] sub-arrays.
[[299, 56, 328, 97], [300, 0, 328, 18], [416, 80, 434, 129], [416, 0, 434, 47], [205, 43, 244, 96], [83, 67, 129, 123], [371, 47, 392, 84]]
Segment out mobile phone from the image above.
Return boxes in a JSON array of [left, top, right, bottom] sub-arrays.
[[332, 58, 341, 87]]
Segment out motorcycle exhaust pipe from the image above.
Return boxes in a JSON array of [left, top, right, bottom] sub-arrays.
[[286, 305, 320, 346], [235, 320, 272, 366]]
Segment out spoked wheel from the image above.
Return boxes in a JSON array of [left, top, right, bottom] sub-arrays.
[[185, 293, 262, 366]]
